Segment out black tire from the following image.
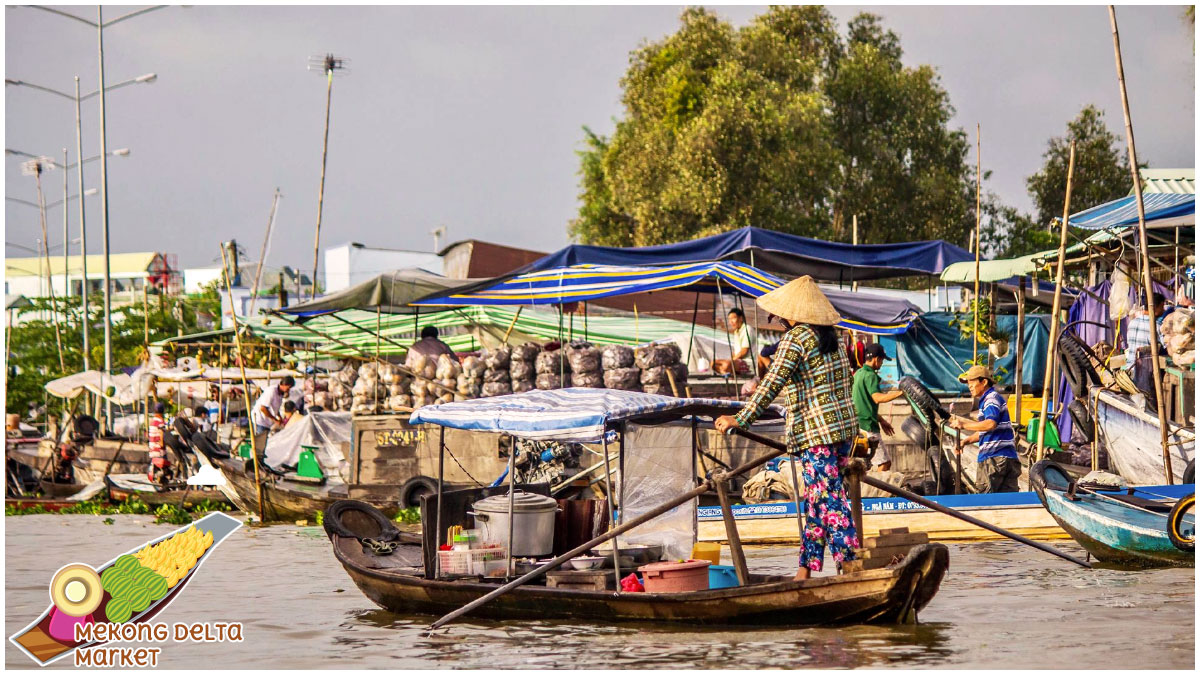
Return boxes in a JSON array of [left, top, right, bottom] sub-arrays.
[[398, 475, 438, 509], [1166, 494, 1195, 553], [899, 376, 950, 422], [322, 500, 399, 542], [1067, 399, 1095, 443], [899, 415, 930, 449], [1058, 333, 1099, 396], [1182, 460, 1194, 485]]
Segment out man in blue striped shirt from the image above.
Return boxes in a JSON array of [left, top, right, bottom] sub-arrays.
[[949, 365, 1020, 493]]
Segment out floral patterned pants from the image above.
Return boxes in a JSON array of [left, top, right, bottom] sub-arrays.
[[797, 441, 859, 571]]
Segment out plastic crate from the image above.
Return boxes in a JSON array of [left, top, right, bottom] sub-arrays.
[[438, 547, 507, 576]]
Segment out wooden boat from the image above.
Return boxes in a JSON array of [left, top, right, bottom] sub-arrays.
[[328, 500, 950, 625], [5, 497, 87, 512], [1030, 460, 1195, 567], [8, 512, 242, 666], [7, 438, 151, 485], [1093, 388, 1194, 486], [103, 474, 232, 508], [698, 490, 1068, 544], [212, 456, 399, 522]]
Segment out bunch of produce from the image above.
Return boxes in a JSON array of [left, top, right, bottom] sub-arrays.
[[1160, 307, 1195, 366], [481, 346, 513, 397], [326, 378, 353, 411], [457, 355, 485, 398], [509, 343, 539, 393], [99, 526, 214, 623], [535, 347, 569, 390], [567, 342, 603, 388], [351, 374, 387, 415], [636, 343, 686, 395], [600, 344, 640, 391]]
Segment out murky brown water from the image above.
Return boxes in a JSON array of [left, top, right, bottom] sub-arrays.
[[5, 514, 1194, 669]]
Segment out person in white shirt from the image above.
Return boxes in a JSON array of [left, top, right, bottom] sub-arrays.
[[251, 376, 303, 435], [714, 308, 756, 375]]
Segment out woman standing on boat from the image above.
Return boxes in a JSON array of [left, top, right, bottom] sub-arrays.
[[715, 276, 860, 580]]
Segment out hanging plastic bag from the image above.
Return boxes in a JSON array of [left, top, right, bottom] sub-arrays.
[[1109, 266, 1133, 321]]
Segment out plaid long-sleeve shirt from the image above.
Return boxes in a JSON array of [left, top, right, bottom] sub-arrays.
[[734, 324, 858, 451]]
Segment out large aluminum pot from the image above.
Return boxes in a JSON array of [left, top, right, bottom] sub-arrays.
[[470, 491, 558, 557]]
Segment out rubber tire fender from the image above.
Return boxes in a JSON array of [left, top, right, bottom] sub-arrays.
[[1058, 333, 1099, 396], [1182, 459, 1194, 486], [899, 415, 930, 449], [1067, 399, 1095, 443], [1166, 493, 1195, 553], [398, 475, 438, 508], [323, 500, 399, 542], [898, 376, 950, 422]]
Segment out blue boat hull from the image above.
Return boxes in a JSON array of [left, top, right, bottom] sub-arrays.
[[1030, 461, 1194, 568]]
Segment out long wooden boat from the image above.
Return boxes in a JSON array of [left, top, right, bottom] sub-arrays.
[[698, 491, 1067, 544], [1030, 460, 1194, 568], [1093, 388, 1194, 486], [7, 512, 242, 666], [104, 474, 232, 508], [7, 438, 151, 485], [328, 500, 950, 626], [212, 456, 400, 522], [5, 497, 86, 512]]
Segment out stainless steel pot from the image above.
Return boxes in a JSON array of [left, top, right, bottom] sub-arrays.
[[469, 491, 559, 557]]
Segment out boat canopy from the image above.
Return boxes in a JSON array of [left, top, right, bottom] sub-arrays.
[[277, 268, 485, 319], [508, 226, 973, 282], [409, 388, 776, 443], [415, 261, 922, 335], [1070, 193, 1194, 230]]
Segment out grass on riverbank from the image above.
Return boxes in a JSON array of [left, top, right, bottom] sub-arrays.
[[5, 496, 232, 524]]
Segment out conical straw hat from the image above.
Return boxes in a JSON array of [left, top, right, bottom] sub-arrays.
[[756, 275, 841, 326]]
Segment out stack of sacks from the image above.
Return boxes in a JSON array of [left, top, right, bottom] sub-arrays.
[[566, 342, 603, 388], [435, 354, 462, 403], [601, 344, 640, 391], [323, 364, 357, 411], [482, 346, 513, 397], [535, 346, 569, 390], [351, 362, 387, 415], [1161, 307, 1195, 366], [636, 342, 687, 396], [457, 355, 485, 400], [379, 363, 414, 412], [302, 377, 330, 410], [406, 351, 443, 409], [509, 343, 539, 394]]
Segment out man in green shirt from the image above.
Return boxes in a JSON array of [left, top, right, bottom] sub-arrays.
[[852, 344, 905, 469]]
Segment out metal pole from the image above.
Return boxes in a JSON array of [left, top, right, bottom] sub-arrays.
[[97, 7, 114, 428], [851, 214, 859, 293], [62, 149, 69, 300], [34, 164, 66, 370], [716, 278, 739, 394], [75, 76, 90, 372], [1015, 277, 1026, 432], [601, 434, 620, 583], [1109, 6, 1174, 484], [1035, 141, 1076, 462], [310, 69, 334, 301], [506, 431, 516, 580], [973, 123, 982, 363], [434, 426, 444, 580]]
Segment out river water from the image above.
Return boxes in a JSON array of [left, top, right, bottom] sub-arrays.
[[5, 514, 1194, 669]]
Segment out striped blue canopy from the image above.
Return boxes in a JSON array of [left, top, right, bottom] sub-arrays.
[[1070, 193, 1194, 230], [414, 261, 779, 306], [408, 388, 764, 442]]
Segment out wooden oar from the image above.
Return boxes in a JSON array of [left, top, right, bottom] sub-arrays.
[[730, 428, 1093, 569], [428, 443, 786, 630]]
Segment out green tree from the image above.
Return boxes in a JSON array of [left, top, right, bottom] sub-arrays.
[[571, 7, 977, 250], [1025, 104, 1133, 226]]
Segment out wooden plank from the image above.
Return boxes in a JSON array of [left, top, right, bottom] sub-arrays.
[[863, 532, 929, 549], [878, 527, 910, 536], [858, 544, 915, 561]]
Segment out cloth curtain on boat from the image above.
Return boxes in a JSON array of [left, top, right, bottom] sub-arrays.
[[263, 411, 352, 479], [414, 261, 922, 336], [507, 226, 973, 282], [409, 388, 767, 443], [616, 422, 696, 560], [887, 312, 1051, 393], [276, 268, 485, 319]]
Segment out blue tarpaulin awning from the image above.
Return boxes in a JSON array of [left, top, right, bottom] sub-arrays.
[[415, 261, 922, 335], [1070, 193, 1194, 230], [515, 226, 973, 282]]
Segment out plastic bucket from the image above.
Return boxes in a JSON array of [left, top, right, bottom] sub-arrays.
[[638, 560, 711, 593], [691, 542, 721, 565], [708, 565, 739, 589]]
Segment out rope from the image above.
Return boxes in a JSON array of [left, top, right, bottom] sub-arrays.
[[446, 445, 484, 487]]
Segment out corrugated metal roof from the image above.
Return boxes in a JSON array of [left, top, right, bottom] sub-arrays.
[[1135, 168, 1194, 195], [4, 252, 161, 277]]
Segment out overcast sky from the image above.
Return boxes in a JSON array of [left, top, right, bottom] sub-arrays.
[[5, 4, 1195, 276]]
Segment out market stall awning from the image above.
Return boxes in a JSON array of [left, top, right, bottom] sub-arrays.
[[415, 261, 921, 335], [409, 388, 772, 442], [1070, 193, 1194, 230], [512, 226, 972, 282], [277, 268, 484, 319]]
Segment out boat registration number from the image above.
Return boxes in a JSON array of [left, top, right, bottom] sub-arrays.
[[373, 428, 426, 448]]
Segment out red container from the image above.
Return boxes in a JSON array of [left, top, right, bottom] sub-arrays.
[[638, 560, 711, 593]]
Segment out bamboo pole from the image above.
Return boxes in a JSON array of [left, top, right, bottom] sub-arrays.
[[1014, 277, 1026, 432], [1108, 6, 1174, 484], [500, 306, 523, 345], [248, 189, 281, 319], [33, 166, 66, 370], [973, 123, 982, 363], [1035, 141, 1076, 462], [219, 246, 267, 522]]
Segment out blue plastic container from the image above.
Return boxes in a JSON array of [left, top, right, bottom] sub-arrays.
[[709, 565, 739, 589]]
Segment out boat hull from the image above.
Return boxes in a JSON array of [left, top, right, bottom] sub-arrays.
[[333, 534, 949, 625], [214, 457, 398, 522], [104, 474, 232, 508], [1095, 388, 1194, 486]]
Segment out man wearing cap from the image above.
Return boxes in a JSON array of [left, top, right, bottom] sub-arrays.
[[949, 365, 1020, 493], [713, 276, 860, 579], [851, 344, 905, 469]]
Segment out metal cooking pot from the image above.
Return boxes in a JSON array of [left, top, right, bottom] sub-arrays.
[[469, 491, 559, 557]]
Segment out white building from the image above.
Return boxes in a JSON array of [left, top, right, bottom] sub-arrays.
[[322, 242, 442, 293], [4, 252, 179, 300]]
